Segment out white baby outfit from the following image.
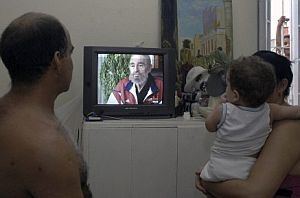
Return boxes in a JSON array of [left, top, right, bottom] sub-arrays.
[[201, 102, 271, 181]]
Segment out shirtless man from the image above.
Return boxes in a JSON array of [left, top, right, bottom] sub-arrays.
[[0, 12, 92, 197]]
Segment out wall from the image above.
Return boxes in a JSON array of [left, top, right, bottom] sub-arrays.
[[232, 0, 258, 57], [0, 0, 258, 107]]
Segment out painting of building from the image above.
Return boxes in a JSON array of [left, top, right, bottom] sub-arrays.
[[162, 0, 232, 92]]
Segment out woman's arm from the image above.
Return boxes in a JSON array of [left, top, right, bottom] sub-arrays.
[[269, 103, 300, 122], [200, 120, 300, 198], [276, 16, 286, 54]]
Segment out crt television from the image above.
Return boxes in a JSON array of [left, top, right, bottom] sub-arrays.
[[83, 46, 176, 118]]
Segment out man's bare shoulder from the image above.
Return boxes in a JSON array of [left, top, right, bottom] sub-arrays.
[[0, 106, 83, 197], [2, 109, 77, 163]]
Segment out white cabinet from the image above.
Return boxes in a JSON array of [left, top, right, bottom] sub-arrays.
[[177, 125, 215, 198], [82, 118, 215, 198], [132, 127, 177, 198], [83, 127, 132, 198]]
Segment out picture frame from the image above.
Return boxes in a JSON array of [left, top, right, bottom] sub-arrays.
[[161, 0, 233, 94]]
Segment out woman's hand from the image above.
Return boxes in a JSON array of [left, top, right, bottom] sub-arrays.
[[195, 171, 217, 198], [195, 171, 207, 194]]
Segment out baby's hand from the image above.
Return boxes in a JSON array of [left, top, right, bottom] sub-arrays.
[[220, 93, 227, 103]]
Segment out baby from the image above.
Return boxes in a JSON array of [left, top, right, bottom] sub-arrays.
[[201, 56, 300, 181]]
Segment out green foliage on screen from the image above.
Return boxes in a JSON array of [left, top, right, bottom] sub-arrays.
[[100, 54, 131, 102]]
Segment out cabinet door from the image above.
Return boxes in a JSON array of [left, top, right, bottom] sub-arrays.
[[177, 125, 215, 198], [132, 127, 177, 198], [83, 128, 132, 198]]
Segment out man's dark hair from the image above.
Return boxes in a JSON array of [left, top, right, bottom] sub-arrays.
[[253, 50, 292, 96], [0, 12, 68, 86], [229, 56, 276, 107]]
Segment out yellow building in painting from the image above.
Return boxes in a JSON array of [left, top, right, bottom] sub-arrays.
[[192, 0, 232, 58]]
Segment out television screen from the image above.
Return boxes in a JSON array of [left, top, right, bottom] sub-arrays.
[[83, 46, 176, 119]]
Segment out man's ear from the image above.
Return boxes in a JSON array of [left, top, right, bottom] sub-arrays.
[[232, 89, 240, 103], [147, 64, 153, 73], [52, 51, 63, 73]]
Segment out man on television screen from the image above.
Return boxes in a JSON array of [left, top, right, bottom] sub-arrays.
[[107, 54, 163, 104]]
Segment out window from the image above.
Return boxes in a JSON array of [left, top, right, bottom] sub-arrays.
[[258, 0, 299, 105]]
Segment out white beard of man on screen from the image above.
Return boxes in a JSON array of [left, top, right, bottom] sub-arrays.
[[106, 54, 163, 104]]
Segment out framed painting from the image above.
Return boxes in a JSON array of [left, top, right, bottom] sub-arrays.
[[161, 0, 233, 94]]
